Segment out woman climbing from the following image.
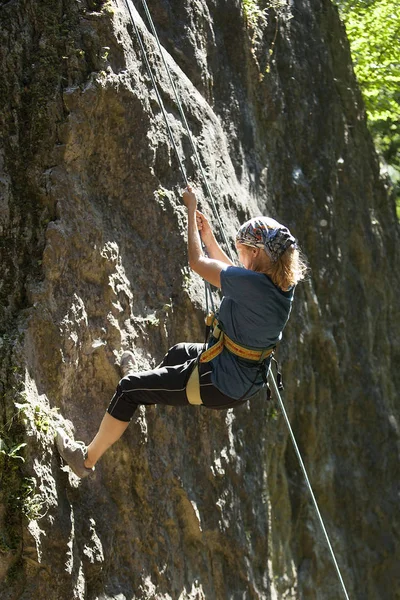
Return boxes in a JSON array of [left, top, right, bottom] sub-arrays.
[[56, 186, 307, 477]]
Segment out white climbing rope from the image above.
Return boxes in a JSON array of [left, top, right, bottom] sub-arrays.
[[123, 3, 350, 599], [269, 373, 350, 600], [139, 0, 234, 263], [124, 0, 188, 185], [124, 0, 215, 311]]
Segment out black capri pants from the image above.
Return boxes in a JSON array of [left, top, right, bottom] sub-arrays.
[[107, 343, 247, 422]]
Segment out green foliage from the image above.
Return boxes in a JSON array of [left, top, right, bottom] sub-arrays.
[[155, 187, 168, 199], [18, 478, 46, 521], [15, 399, 59, 438], [242, 0, 287, 29], [0, 416, 25, 559], [336, 0, 400, 211], [33, 405, 50, 433], [242, 0, 265, 28], [102, 1, 115, 16], [0, 439, 27, 464]]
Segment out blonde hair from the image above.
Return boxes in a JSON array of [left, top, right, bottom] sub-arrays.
[[262, 246, 308, 290], [250, 245, 308, 290]]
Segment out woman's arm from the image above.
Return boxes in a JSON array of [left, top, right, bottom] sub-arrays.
[[196, 211, 235, 266], [183, 187, 228, 289]]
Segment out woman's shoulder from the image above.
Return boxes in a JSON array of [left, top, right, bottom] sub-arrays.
[[221, 267, 294, 306], [223, 266, 264, 281], [263, 274, 295, 298]]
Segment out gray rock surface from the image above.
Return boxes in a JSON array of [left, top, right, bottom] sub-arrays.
[[0, 0, 399, 598]]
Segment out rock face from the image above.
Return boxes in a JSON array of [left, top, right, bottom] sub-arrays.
[[0, 0, 399, 598]]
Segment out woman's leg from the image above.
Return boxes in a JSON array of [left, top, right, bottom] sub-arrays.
[[107, 358, 196, 421], [87, 346, 244, 469], [85, 413, 130, 468], [198, 362, 249, 409], [57, 344, 204, 476], [157, 342, 203, 368], [57, 343, 246, 477]]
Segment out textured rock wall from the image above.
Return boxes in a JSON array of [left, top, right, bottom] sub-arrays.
[[0, 0, 399, 599]]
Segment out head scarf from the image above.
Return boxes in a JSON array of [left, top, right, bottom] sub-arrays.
[[236, 216, 296, 262]]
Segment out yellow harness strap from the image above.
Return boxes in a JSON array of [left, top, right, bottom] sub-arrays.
[[185, 316, 274, 406], [186, 363, 203, 405], [200, 320, 275, 364]]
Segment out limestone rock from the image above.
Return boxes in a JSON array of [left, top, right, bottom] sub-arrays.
[[0, 0, 399, 599]]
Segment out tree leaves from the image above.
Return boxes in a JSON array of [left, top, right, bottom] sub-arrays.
[[337, 1, 400, 156], [336, 0, 400, 215]]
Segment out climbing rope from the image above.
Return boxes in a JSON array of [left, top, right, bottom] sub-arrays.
[[126, 0, 234, 262], [139, 0, 234, 263], [268, 374, 350, 600], [123, 3, 350, 599], [124, 0, 216, 311], [124, 0, 188, 185]]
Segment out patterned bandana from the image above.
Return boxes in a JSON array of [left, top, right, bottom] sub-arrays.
[[236, 216, 296, 262]]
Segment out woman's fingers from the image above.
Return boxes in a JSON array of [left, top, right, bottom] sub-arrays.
[[195, 210, 212, 238], [197, 210, 209, 225], [182, 186, 197, 209], [196, 210, 206, 222]]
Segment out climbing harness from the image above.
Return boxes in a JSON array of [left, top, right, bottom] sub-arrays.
[[199, 317, 275, 364], [123, 3, 350, 599], [186, 315, 276, 406]]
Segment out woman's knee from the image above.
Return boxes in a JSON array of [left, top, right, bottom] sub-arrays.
[[159, 343, 186, 367], [118, 373, 140, 391], [107, 386, 137, 421]]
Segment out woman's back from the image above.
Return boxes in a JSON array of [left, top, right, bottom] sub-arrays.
[[208, 266, 294, 400]]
